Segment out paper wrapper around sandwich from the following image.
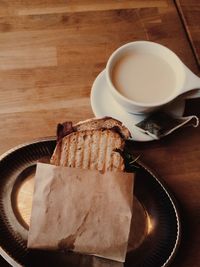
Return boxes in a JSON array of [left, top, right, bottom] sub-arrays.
[[28, 163, 134, 263]]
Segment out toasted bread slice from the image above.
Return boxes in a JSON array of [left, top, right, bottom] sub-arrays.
[[74, 117, 131, 139], [51, 129, 125, 171]]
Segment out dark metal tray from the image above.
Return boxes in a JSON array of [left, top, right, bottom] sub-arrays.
[[0, 138, 180, 267]]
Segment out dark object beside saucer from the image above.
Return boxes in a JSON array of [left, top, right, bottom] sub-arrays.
[[0, 138, 180, 267]]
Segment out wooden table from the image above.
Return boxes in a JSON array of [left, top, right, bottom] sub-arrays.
[[0, 1, 199, 266]]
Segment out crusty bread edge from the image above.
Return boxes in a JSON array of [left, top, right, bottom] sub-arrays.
[[74, 117, 131, 139]]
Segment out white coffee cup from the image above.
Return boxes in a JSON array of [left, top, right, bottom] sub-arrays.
[[106, 41, 200, 114]]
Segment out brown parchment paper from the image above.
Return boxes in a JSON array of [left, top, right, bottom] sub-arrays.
[[28, 163, 134, 263]]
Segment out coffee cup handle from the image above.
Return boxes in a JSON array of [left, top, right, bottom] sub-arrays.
[[180, 65, 200, 99]]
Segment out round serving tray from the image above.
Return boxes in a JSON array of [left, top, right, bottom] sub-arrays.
[[0, 138, 180, 267]]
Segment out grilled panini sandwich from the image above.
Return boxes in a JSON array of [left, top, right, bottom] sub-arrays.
[[50, 117, 131, 171]]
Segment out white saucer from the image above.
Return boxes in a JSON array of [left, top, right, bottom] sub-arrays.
[[90, 70, 186, 142]]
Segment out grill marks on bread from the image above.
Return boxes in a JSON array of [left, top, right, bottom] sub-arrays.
[[51, 129, 125, 172]]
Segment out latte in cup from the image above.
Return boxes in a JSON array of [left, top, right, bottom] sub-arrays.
[[106, 41, 200, 114], [111, 52, 176, 104]]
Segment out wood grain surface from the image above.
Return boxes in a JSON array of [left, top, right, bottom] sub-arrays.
[[175, 0, 200, 67], [0, 1, 199, 267]]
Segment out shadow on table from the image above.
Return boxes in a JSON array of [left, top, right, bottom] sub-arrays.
[[170, 203, 200, 267]]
